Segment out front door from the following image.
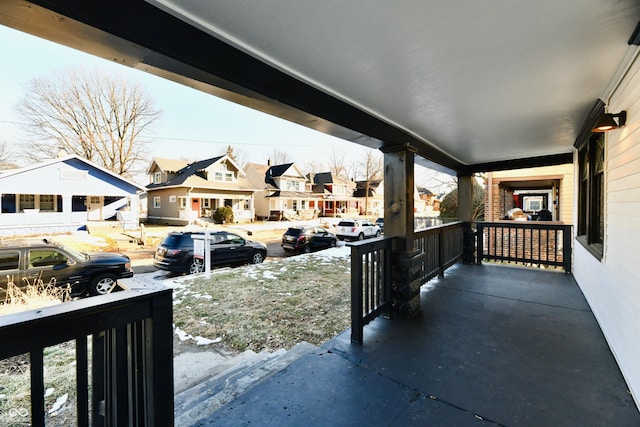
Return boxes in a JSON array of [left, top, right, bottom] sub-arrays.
[[191, 198, 200, 215], [87, 196, 102, 220]]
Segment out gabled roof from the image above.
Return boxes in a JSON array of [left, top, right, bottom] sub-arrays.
[[265, 163, 306, 188], [0, 154, 146, 192], [353, 180, 383, 198], [147, 157, 188, 174], [243, 162, 277, 190], [146, 155, 250, 191], [267, 163, 295, 178], [313, 172, 334, 185], [176, 156, 224, 176]]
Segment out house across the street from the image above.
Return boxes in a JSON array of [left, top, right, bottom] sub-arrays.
[[146, 155, 256, 225], [0, 154, 145, 236]]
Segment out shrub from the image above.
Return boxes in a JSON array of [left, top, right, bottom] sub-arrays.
[[212, 206, 234, 224]]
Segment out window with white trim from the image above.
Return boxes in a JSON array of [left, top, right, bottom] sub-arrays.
[[154, 172, 162, 184], [179, 197, 187, 209], [19, 194, 35, 211], [39, 195, 55, 211], [286, 180, 300, 191], [153, 197, 161, 209]]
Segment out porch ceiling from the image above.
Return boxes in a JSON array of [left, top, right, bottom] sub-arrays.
[[1, 1, 639, 174]]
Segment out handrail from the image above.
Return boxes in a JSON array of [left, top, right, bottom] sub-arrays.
[[350, 222, 465, 344], [476, 221, 572, 272], [414, 221, 465, 282], [0, 288, 174, 427]]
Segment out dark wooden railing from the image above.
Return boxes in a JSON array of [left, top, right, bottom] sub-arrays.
[[350, 222, 465, 344], [476, 221, 573, 272], [414, 221, 465, 283], [350, 237, 394, 344], [0, 288, 174, 427]]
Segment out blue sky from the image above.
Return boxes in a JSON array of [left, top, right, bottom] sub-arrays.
[[0, 25, 453, 190]]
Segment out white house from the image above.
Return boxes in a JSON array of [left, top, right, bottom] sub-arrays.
[[0, 155, 146, 235]]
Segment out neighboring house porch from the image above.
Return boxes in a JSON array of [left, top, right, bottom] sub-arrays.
[[312, 172, 359, 217], [485, 164, 574, 223]]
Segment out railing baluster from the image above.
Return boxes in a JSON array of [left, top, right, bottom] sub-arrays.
[[475, 222, 572, 272], [76, 335, 89, 427], [30, 348, 45, 427]]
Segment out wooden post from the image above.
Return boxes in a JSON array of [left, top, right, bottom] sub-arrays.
[[381, 144, 415, 252], [381, 144, 421, 318], [458, 174, 477, 264]]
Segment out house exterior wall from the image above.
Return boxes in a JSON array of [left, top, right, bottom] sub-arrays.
[[573, 53, 640, 407], [243, 164, 270, 219], [146, 188, 187, 223], [147, 187, 255, 225]]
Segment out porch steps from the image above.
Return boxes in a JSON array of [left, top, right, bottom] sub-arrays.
[[174, 341, 318, 426]]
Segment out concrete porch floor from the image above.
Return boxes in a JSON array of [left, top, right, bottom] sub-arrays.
[[193, 263, 639, 426]]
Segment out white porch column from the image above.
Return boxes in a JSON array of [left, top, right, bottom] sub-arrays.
[[130, 193, 140, 224], [62, 195, 73, 225]]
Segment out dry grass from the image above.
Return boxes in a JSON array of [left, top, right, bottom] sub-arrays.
[[172, 249, 352, 352], [1, 277, 71, 316]]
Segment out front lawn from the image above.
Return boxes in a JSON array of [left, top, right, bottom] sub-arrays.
[[171, 246, 352, 351]]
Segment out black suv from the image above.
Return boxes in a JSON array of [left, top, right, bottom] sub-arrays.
[[154, 231, 267, 274], [0, 238, 133, 298], [281, 226, 337, 253]]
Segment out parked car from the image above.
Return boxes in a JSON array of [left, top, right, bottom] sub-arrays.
[[281, 226, 337, 253], [375, 217, 384, 233], [0, 238, 133, 298], [336, 219, 381, 241], [154, 231, 267, 274]]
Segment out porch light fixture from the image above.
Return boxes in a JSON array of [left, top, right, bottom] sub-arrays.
[[591, 111, 626, 132]]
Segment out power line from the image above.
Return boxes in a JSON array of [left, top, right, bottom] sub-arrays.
[[0, 121, 335, 148]]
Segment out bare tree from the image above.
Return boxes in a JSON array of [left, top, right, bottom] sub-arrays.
[[327, 148, 348, 180], [358, 149, 383, 215], [226, 145, 249, 168], [0, 140, 17, 170], [302, 160, 324, 176], [15, 67, 160, 178], [266, 149, 291, 165]]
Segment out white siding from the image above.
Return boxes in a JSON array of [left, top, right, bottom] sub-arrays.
[[574, 51, 640, 408]]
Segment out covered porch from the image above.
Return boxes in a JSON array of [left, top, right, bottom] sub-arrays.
[[1, 1, 639, 425], [195, 263, 638, 426]]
